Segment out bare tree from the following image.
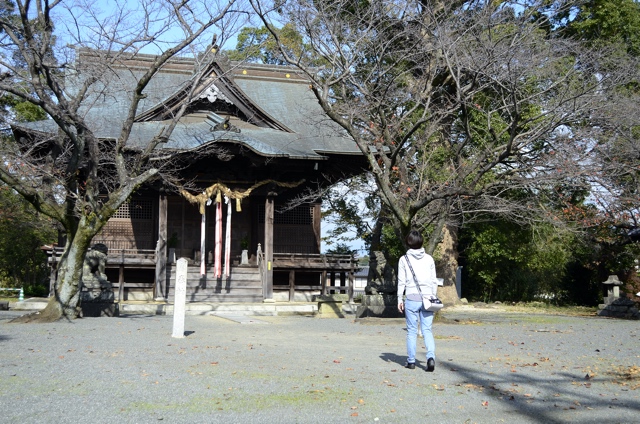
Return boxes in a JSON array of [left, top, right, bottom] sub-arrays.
[[250, 1, 639, 282], [0, 0, 247, 320]]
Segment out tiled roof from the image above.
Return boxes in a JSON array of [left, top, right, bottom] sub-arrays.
[[15, 55, 361, 161]]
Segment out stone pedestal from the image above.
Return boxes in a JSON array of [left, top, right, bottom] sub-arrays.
[[597, 297, 639, 319], [80, 294, 119, 317], [356, 294, 404, 319], [314, 294, 349, 318]]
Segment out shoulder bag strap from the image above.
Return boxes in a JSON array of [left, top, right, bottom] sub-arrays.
[[404, 255, 424, 297]]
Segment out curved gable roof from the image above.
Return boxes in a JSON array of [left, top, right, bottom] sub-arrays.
[[13, 53, 361, 161]]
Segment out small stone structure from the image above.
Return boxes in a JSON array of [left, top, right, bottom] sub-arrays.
[[597, 275, 639, 319], [80, 243, 118, 317], [314, 294, 349, 318]]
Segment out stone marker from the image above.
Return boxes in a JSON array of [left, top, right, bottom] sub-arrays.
[[172, 258, 188, 338]]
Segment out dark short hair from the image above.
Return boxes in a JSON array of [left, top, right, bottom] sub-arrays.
[[406, 230, 423, 249]]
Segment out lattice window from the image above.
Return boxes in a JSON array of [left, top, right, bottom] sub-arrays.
[[258, 204, 313, 225], [112, 199, 153, 220]]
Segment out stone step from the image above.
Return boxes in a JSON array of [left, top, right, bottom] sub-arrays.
[[166, 292, 264, 303], [119, 301, 319, 316], [167, 266, 261, 285], [9, 298, 49, 311], [165, 264, 262, 303], [8, 298, 357, 317]]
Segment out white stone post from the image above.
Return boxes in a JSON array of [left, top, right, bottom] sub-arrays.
[[172, 258, 188, 338]]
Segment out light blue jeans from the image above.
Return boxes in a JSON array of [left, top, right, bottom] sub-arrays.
[[404, 299, 435, 364]]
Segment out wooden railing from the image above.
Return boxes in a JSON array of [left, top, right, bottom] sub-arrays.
[[44, 246, 156, 266], [271, 253, 357, 302]]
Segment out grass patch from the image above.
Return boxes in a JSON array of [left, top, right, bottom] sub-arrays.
[[0, 296, 19, 302], [497, 303, 598, 317], [125, 386, 364, 413]]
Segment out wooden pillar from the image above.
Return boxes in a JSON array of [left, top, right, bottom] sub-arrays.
[[348, 256, 355, 303], [321, 270, 327, 296], [118, 250, 125, 302], [288, 270, 295, 302], [264, 194, 275, 300], [312, 202, 321, 254], [155, 194, 168, 300], [48, 262, 57, 297]]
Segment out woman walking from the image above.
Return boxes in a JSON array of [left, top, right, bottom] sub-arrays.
[[397, 230, 439, 371]]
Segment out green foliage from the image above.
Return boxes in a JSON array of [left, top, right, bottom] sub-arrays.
[[563, 0, 640, 57], [12, 100, 47, 122], [225, 24, 316, 66], [325, 243, 357, 256], [459, 220, 577, 304], [0, 93, 47, 123], [379, 223, 404, 264], [0, 184, 56, 288]]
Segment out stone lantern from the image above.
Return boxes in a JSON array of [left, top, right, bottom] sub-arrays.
[[601, 275, 622, 304], [597, 275, 639, 319]]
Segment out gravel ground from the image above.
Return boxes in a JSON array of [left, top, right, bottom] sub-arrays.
[[1, 306, 639, 424]]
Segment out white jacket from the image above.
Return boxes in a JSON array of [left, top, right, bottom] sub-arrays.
[[397, 248, 438, 303]]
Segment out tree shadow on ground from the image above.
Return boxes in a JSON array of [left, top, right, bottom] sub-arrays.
[[441, 361, 640, 423]]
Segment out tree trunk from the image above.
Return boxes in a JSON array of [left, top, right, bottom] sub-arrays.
[[28, 226, 93, 321], [366, 215, 384, 286], [435, 224, 459, 288]]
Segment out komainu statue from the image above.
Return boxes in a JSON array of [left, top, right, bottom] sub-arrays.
[[80, 243, 113, 303], [365, 251, 397, 295]]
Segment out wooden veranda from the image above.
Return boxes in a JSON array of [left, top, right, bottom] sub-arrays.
[[45, 246, 357, 303]]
